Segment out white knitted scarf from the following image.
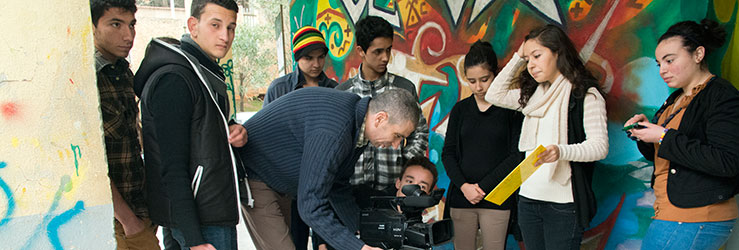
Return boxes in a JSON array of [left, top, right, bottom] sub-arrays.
[[520, 74, 572, 185]]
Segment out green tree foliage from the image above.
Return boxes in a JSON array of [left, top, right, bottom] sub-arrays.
[[230, 0, 290, 111], [232, 23, 274, 94]]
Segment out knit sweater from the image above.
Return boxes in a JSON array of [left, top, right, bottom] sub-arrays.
[[263, 69, 338, 107], [484, 53, 608, 203], [240, 87, 370, 250], [442, 95, 524, 209]]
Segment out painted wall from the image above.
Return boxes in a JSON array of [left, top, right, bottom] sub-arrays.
[[289, 0, 739, 249], [0, 0, 115, 249]]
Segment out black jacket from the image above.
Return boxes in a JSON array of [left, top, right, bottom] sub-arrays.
[[134, 37, 240, 246], [637, 77, 739, 208]]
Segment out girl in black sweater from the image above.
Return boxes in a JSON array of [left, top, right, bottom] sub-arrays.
[[442, 41, 524, 250]]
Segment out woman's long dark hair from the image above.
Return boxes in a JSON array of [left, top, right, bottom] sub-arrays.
[[516, 24, 602, 107]]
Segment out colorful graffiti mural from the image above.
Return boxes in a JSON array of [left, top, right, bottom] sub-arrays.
[[290, 0, 739, 249], [0, 0, 114, 249]]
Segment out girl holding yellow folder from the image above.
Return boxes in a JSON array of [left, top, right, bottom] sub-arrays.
[[484, 25, 609, 250]]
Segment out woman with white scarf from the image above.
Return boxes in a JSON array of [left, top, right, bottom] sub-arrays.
[[484, 24, 608, 250]]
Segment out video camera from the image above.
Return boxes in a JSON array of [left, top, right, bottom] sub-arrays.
[[359, 185, 453, 249]]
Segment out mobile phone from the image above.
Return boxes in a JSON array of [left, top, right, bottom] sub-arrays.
[[622, 122, 646, 131]]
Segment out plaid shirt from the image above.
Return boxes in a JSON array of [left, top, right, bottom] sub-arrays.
[[96, 52, 147, 217], [356, 122, 369, 148], [339, 69, 429, 191]]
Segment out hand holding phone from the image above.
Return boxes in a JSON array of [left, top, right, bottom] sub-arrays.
[[623, 122, 646, 131]]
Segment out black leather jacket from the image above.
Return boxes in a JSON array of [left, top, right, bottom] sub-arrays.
[[637, 77, 739, 208], [134, 37, 241, 245]]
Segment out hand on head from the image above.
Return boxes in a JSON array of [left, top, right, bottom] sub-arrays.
[[517, 41, 525, 57]]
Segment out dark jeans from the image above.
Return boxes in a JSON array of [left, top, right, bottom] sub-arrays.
[[167, 225, 237, 250], [517, 196, 583, 250]]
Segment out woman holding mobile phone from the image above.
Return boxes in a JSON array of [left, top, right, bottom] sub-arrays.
[[625, 19, 739, 250]]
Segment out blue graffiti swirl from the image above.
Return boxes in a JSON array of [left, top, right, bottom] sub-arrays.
[[0, 161, 16, 228], [47, 201, 85, 250]]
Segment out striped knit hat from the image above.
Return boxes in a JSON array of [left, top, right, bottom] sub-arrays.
[[292, 26, 328, 60]]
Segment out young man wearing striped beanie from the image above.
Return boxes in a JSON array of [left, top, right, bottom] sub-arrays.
[[262, 26, 338, 107]]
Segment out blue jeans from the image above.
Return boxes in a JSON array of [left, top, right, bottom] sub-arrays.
[[167, 225, 237, 250], [517, 196, 583, 250], [641, 219, 735, 250]]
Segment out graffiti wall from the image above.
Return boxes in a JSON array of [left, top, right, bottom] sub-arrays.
[[290, 0, 739, 249], [0, 0, 114, 249]]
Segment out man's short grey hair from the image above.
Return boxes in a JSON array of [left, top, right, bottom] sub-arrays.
[[368, 89, 421, 127]]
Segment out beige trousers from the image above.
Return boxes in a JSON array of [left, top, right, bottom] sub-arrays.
[[240, 179, 295, 250], [450, 208, 511, 250]]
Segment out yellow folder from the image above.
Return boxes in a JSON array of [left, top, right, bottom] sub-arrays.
[[484, 145, 546, 205]]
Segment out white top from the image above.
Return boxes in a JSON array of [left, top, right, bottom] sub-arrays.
[[485, 53, 608, 203]]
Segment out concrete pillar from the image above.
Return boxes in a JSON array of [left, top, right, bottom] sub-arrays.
[[0, 0, 113, 248]]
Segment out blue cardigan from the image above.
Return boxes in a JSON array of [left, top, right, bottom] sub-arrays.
[[241, 87, 369, 250]]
